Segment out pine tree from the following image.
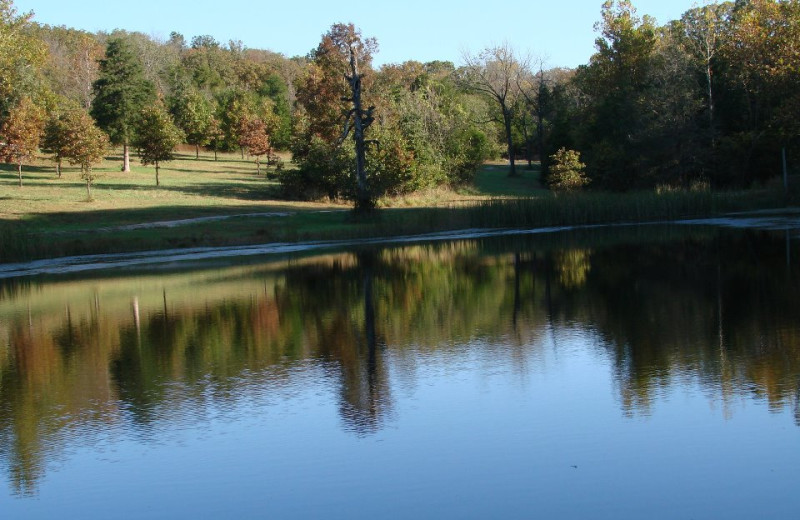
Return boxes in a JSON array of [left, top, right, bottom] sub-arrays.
[[90, 37, 156, 172]]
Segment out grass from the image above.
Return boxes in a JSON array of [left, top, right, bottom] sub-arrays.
[[0, 148, 794, 263]]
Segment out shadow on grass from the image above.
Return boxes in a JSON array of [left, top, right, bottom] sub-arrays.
[[0, 163, 57, 176], [91, 181, 282, 201], [165, 165, 265, 175], [5, 202, 301, 229]]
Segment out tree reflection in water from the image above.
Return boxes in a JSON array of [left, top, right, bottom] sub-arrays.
[[0, 227, 798, 494]]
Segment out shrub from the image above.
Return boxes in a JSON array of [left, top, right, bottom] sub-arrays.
[[548, 148, 589, 192]]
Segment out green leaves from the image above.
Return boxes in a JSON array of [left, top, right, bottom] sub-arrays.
[[90, 37, 156, 146], [134, 104, 184, 168]]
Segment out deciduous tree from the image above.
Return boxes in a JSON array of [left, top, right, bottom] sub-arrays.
[[133, 104, 183, 186], [42, 108, 71, 177], [574, 0, 657, 189], [0, 0, 46, 115], [170, 86, 213, 158], [292, 23, 379, 208], [0, 96, 45, 186], [238, 116, 271, 173], [60, 108, 109, 199], [461, 43, 529, 177]]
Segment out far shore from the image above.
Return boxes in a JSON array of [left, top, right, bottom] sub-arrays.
[[1, 149, 797, 265]]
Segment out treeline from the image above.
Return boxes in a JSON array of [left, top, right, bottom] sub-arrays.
[[1, 0, 798, 203], [550, 0, 800, 190]]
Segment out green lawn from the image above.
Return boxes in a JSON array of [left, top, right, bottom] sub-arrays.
[[0, 150, 544, 261], [467, 162, 545, 197]]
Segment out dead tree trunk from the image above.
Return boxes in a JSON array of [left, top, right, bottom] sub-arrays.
[[343, 45, 375, 212]]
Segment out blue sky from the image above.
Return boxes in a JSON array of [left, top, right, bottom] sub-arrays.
[[16, 0, 700, 68]]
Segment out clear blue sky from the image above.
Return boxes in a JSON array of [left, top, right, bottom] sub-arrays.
[[16, 0, 699, 68]]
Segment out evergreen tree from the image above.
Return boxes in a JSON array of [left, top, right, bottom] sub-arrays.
[[90, 37, 156, 172]]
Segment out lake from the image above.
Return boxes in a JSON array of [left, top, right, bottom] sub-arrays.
[[1, 222, 799, 519]]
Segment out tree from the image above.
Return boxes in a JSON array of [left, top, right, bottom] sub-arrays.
[[91, 37, 156, 172], [291, 23, 379, 207], [60, 108, 109, 199], [461, 44, 529, 177], [214, 87, 257, 155], [341, 41, 377, 210], [35, 25, 103, 109], [133, 104, 183, 186], [0, 0, 46, 115], [715, 0, 800, 184], [547, 148, 589, 191], [206, 115, 223, 161], [574, 0, 657, 189], [238, 116, 271, 173], [295, 23, 377, 146], [170, 86, 213, 158], [517, 60, 552, 173], [42, 108, 71, 178], [0, 96, 45, 186], [680, 3, 731, 150]]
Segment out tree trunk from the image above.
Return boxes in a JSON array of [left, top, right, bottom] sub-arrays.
[[56, 159, 62, 178], [86, 178, 92, 200], [348, 47, 371, 211], [256, 156, 260, 174], [17, 162, 22, 187], [706, 61, 715, 150], [536, 74, 548, 177], [196, 144, 200, 159], [123, 142, 131, 172], [504, 107, 517, 177], [214, 149, 217, 161], [155, 161, 160, 186], [526, 139, 533, 169], [240, 147, 244, 159]]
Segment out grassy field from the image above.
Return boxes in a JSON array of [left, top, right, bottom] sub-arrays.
[[0, 148, 793, 262]]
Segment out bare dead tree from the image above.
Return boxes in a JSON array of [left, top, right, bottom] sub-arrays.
[[340, 44, 376, 211]]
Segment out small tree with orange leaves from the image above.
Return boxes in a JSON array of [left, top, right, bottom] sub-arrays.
[[0, 96, 45, 187]]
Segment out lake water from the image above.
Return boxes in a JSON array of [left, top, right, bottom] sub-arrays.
[[1, 223, 799, 519]]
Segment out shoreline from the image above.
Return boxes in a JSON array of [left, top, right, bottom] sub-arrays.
[[3, 212, 800, 279]]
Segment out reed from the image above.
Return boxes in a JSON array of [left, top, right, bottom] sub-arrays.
[[464, 188, 786, 229]]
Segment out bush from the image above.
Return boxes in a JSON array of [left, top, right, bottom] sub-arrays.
[[281, 136, 354, 200], [548, 148, 590, 192]]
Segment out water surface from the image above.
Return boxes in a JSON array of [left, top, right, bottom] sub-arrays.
[[1, 225, 799, 518]]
